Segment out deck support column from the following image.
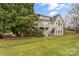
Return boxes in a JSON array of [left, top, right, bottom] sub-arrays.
[[44, 27, 46, 36]]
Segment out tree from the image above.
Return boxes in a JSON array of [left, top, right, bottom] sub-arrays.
[[0, 3, 38, 37], [66, 3, 79, 33]]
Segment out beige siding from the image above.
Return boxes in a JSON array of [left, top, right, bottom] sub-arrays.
[[54, 15, 64, 35], [37, 14, 64, 36]]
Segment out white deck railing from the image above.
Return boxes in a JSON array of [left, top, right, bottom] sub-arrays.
[[38, 23, 52, 28], [44, 25, 55, 36]]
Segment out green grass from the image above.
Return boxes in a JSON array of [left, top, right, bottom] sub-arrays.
[[0, 35, 79, 56]]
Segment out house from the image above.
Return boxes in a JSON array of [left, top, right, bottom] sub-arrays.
[[36, 14, 64, 36]]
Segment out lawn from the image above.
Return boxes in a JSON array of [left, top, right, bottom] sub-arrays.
[[0, 35, 79, 56]]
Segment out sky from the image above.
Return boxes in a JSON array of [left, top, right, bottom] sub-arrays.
[[34, 3, 71, 17]]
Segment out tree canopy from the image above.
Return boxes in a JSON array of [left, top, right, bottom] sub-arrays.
[[0, 3, 42, 37], [65, 3, 79, 32]]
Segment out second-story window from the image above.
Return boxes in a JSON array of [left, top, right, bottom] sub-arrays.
[[57, 20, 61, 27], [58, 22, 61, 26]]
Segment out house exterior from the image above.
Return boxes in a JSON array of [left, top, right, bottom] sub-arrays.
[[36, 14, 64, 36]]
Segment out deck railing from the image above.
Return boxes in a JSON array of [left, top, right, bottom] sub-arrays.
[[38, 23, 52, 28]]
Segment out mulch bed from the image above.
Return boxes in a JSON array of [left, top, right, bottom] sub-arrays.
[[0, 37, 34, 40], [64, 31, 79, 35]]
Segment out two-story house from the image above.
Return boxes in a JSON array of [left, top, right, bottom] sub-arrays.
[[36, 14, 64, 36]]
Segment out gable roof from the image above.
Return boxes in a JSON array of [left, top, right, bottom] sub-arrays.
[[50, 14, 64, 22], [36, 14, 50, 18], [36, 13, 63, 22], [36, 14, 50, 21]]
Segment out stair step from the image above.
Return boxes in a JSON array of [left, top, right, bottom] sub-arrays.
[[44, 25, 55, 36]]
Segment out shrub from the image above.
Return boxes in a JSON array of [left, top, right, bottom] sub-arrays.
[[33, 27, 43, 37]]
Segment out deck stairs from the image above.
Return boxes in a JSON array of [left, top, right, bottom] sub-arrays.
[[44, 25, 55, 36]]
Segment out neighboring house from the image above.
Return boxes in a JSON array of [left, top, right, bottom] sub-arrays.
[[35, 14, 64, 36]]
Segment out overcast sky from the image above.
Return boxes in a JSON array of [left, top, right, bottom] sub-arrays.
[[34, 3, 71, 17]]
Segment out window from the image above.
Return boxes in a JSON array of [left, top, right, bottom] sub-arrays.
[[58, 23, 60, 26], [61, 23, 63, 27], [57, 20, 61, 27], [61, 30, 62, 34], [55, 30, 57, 35], [61, 30, 63, 35], [58, 20, 60, 22], [58, 30, 60, 34]]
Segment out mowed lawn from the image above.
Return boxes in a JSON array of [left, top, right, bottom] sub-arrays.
[[0, 35, 79, 56]]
